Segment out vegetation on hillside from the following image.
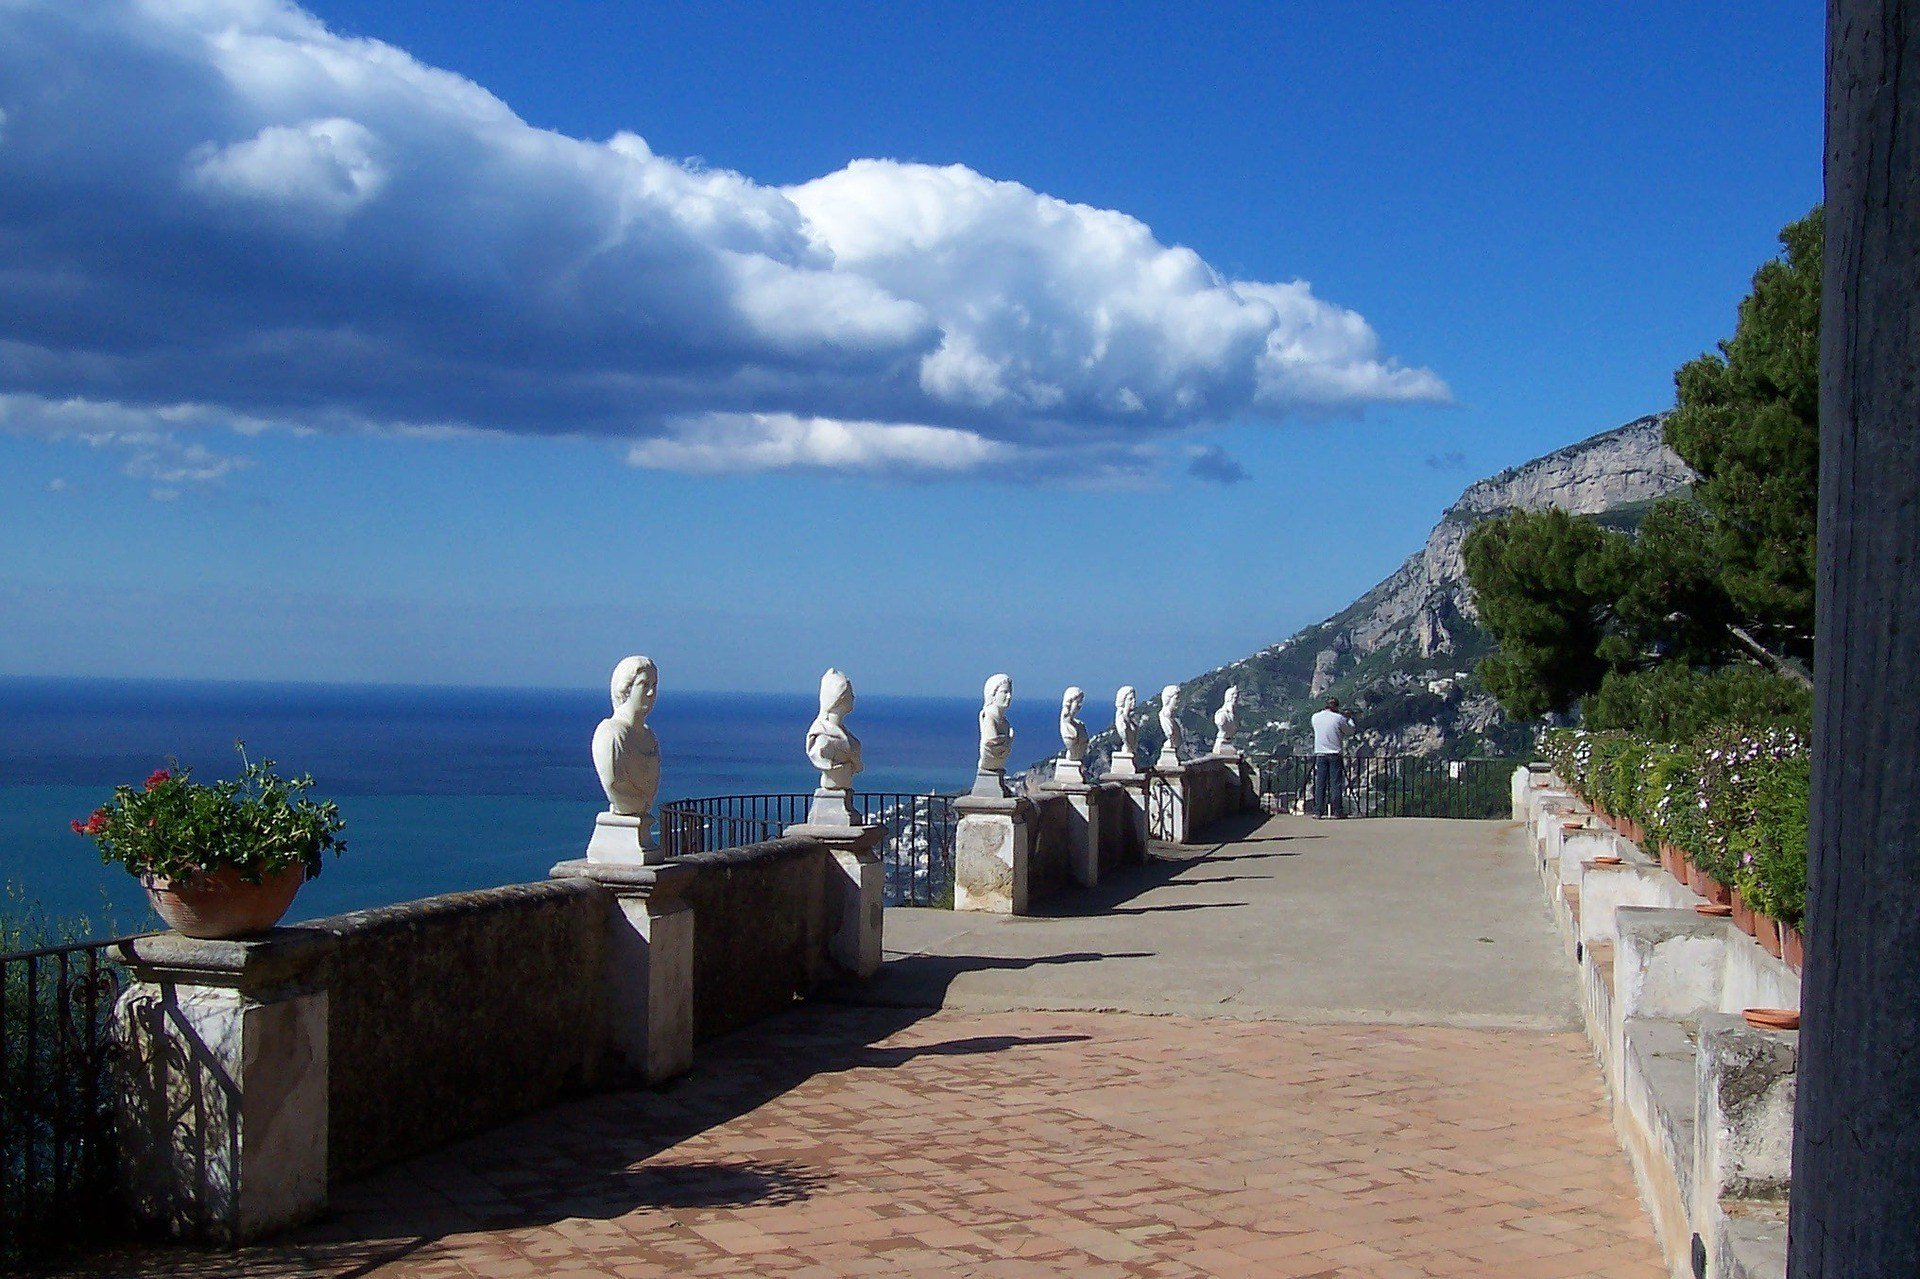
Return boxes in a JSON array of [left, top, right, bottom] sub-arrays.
[[1465, 209, 1821, 738]]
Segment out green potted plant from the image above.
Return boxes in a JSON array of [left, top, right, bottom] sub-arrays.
[[70, 744, 345, 939]]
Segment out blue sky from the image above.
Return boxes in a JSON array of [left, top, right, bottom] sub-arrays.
[[0, 1, 1822, 698]]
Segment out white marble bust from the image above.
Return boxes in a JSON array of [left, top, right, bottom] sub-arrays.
[[1115, 686, 1139, 754], [1213, 686, 1240, 755], [592, 655, 660, 818], [978, 673, 1014, 774], [1157, 683, 1183, 765], [1059, 686, 1088, 761], [806, 668, 862, 792]]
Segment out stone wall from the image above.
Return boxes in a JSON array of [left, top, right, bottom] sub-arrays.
[[307, 880, 611, 1180], [1095, 782, 1144, 875], [1026, 794, 1077, 907], [674, 837, 835, 1042]]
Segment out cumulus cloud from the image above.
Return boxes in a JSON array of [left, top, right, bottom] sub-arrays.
[[0, 0, 1449, 479]]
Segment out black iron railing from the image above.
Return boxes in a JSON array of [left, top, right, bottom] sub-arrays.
[[2, 934, 139, 1268], [1254, 755, 1518, 820], [659, 792, 960, 907]]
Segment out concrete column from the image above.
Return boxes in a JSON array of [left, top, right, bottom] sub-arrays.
[[1148, 762, 1189, 843], [112, 929, 333, 1245], [549, 859, 694, 1085], [954, 794, 1034, 913], [1041, 779, 1102, 888], [1105, 773, 1150, 860], [784, 822, 886, 979]]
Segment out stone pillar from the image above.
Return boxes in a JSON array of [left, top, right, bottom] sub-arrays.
[[954, 793, 1034, 913], [549, 859, 693, 1084], [1105, 773, 1150, 860], [112, 929, 333, 1246], [1042, 777, 1102, 888], [1148, 762, 1189, 843], [784, 821, 886, 979]]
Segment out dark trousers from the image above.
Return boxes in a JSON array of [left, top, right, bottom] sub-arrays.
[[1313, 753, 1346, 817]]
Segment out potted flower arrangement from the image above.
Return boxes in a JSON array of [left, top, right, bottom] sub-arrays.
[[71, 745, 345, 940]]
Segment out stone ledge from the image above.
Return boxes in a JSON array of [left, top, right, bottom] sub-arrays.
[[118, 926, 335, 997]]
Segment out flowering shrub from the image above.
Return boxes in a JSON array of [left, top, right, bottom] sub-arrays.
[[1541, 723, 1810, 928], [70, 745, 345, 884]]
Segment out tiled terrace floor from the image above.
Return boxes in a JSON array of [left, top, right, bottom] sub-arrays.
[[87, 819, 1667, 1279]]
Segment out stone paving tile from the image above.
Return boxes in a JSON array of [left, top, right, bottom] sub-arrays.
[[83, 1003, 1665, 1279]]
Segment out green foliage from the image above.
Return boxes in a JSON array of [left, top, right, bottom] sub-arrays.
[[1465, 509, 1623, 719], [70, 744, 345, 884], [1582, 663, 1811, 742], [1542, 724, 1810, 929], [1470, 211, 1821, 731], [1665, 208, 1821, 663]]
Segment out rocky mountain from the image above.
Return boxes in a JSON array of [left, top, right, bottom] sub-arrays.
[[1088, 413, 1695, 766]]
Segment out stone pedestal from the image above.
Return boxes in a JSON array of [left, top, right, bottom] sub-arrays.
[[784, 822, 886, 978], [1054, 756, 1086, 785], [586, 810, 662, 865], [1148, 762, 1190, 842], [1042, 779, 1101, 888], [970, 767, 1011, 798], [112, 929, 334, 1245], [954, 794, 1034, 913], [1106, 750, 1141, 778], [1105, 773, 1151, 859], [549, 859, 693, 1084]]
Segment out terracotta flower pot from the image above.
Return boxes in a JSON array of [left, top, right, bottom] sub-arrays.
[[1660, 842, 1683, 880], [1688, 862, 1712, 897], [143, 864, 306, 940], [1702, 875, 1734, 907], [1753, 910, 1783, 959], [1731, 890, 1756, 937], [1782, 925, 1805, 973]]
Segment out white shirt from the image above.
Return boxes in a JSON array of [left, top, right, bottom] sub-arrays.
[[1311, 708, 1355, 755]]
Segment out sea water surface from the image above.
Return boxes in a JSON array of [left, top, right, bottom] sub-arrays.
[[0, 677, 1054, 935]]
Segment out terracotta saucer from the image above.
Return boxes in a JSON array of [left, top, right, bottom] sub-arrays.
[[1695, 903, 1734, 917], [1591, 855, 1623, 865], [1743, 1008, 1800, 1031]]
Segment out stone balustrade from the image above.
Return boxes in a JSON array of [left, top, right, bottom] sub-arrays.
[[112, 831, 880, 1245], [1513, 765, 1797, 1279]]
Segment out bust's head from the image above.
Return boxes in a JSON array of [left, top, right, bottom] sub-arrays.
[[1223, 686, 1239, 709], [1161, 683, 1181, 710], [984, 672, 1013, 709], [1117, 685, 1137, 713], [819, 668, 854, 716], [1062, 686, 1084, 716], [610, 655, 658, 717]]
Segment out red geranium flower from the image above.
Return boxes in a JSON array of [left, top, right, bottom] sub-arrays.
[[145, 769, 172, 792], [70, 818, 87, 835], [83, 809, 108, 836]]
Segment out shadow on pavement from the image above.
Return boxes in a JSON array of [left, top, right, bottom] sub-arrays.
[[68, 1002, 1092, 1279]]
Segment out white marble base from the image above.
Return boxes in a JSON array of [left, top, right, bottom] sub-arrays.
[[954, 795, 1031, 913], [806, 788, 859, 827], [113, 937, 331, 1245], [1054, 756, 1086, 785], [587, 811, 662, 865], [1106, 751, 1141, 778], [549, 859, 693, 1084], [970, 767, 1012, 798], [786, 822, 885, 979]]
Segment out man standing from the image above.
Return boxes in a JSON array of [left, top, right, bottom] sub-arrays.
[[1309, 697, 1356, 818]]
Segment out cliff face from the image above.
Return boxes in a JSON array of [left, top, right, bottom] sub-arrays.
[[1089, 413, 1694, 765]]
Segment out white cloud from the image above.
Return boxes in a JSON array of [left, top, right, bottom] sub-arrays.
[[0, 0, 1449, 480], [0, 392, 253, 489], [626, 414, 1016, 476], [189, 117, 388, 219]]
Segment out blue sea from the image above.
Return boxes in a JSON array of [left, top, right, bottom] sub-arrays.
[[0, 677, 1053, 936]]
